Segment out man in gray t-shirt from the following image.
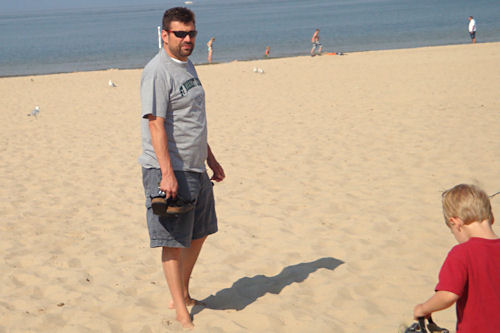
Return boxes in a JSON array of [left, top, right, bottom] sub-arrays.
[[139, 49, 208, 173], [138, 7, 225, 329]]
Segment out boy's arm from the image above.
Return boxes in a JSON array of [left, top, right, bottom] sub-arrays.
[[413, 290, 459, 319]]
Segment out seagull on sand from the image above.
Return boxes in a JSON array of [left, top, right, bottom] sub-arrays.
[[108, 79, 117, 87], [28, 106, 40, 118]]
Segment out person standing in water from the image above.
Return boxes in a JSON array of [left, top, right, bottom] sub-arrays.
[[207, 37, 215, 63], [468, 16, 477, 44], [310, 29, 322, 56]]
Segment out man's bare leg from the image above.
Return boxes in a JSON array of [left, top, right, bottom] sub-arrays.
[[169, 236, 207, 308], [162, 247, 194, 329], [182, 236, 207, 303]]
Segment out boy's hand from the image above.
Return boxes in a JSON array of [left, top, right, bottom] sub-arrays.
[[413, 304, 429, 319], [414, 291, 459, 320]]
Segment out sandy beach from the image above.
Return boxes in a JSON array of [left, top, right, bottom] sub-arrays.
[[1, 42, 499, 332]]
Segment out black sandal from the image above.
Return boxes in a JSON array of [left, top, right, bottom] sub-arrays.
[[151, 189, 195, 216], [404, 316, 449, 333]]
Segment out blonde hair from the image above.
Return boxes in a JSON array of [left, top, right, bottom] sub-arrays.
[[442, 184, 493, 225]]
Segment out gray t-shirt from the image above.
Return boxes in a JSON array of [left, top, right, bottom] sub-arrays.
[[139, 50, 207, 172]]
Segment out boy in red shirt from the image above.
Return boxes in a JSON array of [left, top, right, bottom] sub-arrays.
[[413, 184, 500, 332]]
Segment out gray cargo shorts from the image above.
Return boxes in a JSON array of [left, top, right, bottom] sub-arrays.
[[142, 167, 218, 248]]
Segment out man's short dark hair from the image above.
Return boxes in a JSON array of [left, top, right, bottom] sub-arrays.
[[162, 7, 195, 31]]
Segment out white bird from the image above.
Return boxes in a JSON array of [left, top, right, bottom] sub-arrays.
[[108, 80, 117, 87], [257, 68, 264, 74], [253, 67, 258, 73], [28, 106, 40, 118]]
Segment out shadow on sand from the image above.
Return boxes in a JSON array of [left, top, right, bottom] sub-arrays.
[[191, 257, 344, 316]]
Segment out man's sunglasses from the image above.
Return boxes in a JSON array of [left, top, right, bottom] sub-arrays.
[[167, 30, 198, 39]]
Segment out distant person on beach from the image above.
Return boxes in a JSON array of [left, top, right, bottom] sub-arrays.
[[310, 28, 322, 56], [139, 7, 225, 329], [207, 37, 215, 63], [265, 46, 270, 57], [468, 16, 477, 43], [413, 184, 500, 332]]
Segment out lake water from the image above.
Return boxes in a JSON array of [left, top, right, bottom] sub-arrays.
[[1, 0, 499, 76]]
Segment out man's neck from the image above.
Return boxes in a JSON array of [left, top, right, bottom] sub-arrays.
[[163, 47, 188, 63]]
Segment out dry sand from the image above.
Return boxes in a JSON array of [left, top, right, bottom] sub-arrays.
[[1, 42, 499, 332]]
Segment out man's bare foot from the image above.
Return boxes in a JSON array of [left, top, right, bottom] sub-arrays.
[[177, 313, 194, 329], [169, 297, 204, 309]]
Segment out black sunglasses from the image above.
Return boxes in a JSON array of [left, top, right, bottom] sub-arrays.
[[167, 30, 198, 39]]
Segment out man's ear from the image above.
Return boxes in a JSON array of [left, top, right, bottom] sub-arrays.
[[161, 30, 169, 45]]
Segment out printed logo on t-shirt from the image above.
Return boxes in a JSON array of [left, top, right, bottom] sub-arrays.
[[179, 78, 202, 96]]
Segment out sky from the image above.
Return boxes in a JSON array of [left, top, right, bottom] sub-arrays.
[[0, 0, 170, 13]]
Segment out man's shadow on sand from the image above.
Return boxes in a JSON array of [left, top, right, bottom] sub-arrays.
[[191, 257, 343, 316]]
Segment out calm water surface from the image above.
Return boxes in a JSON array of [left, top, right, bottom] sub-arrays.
[[1, 0, 499, 76]]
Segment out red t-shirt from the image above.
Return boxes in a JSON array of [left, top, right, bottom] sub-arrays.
[[435, 237, 500, 332]]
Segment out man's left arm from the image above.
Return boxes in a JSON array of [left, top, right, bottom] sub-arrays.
[[207, 144, 225, 182]]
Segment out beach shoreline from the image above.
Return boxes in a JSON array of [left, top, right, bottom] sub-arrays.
[[1, 42, 499, 332], [1, 40, 497, 79]]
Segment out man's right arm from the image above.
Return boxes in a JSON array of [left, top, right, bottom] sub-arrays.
[[147, 114, 178, 198]]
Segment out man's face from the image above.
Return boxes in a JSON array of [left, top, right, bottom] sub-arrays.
[[162, 20, 196, 61]]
